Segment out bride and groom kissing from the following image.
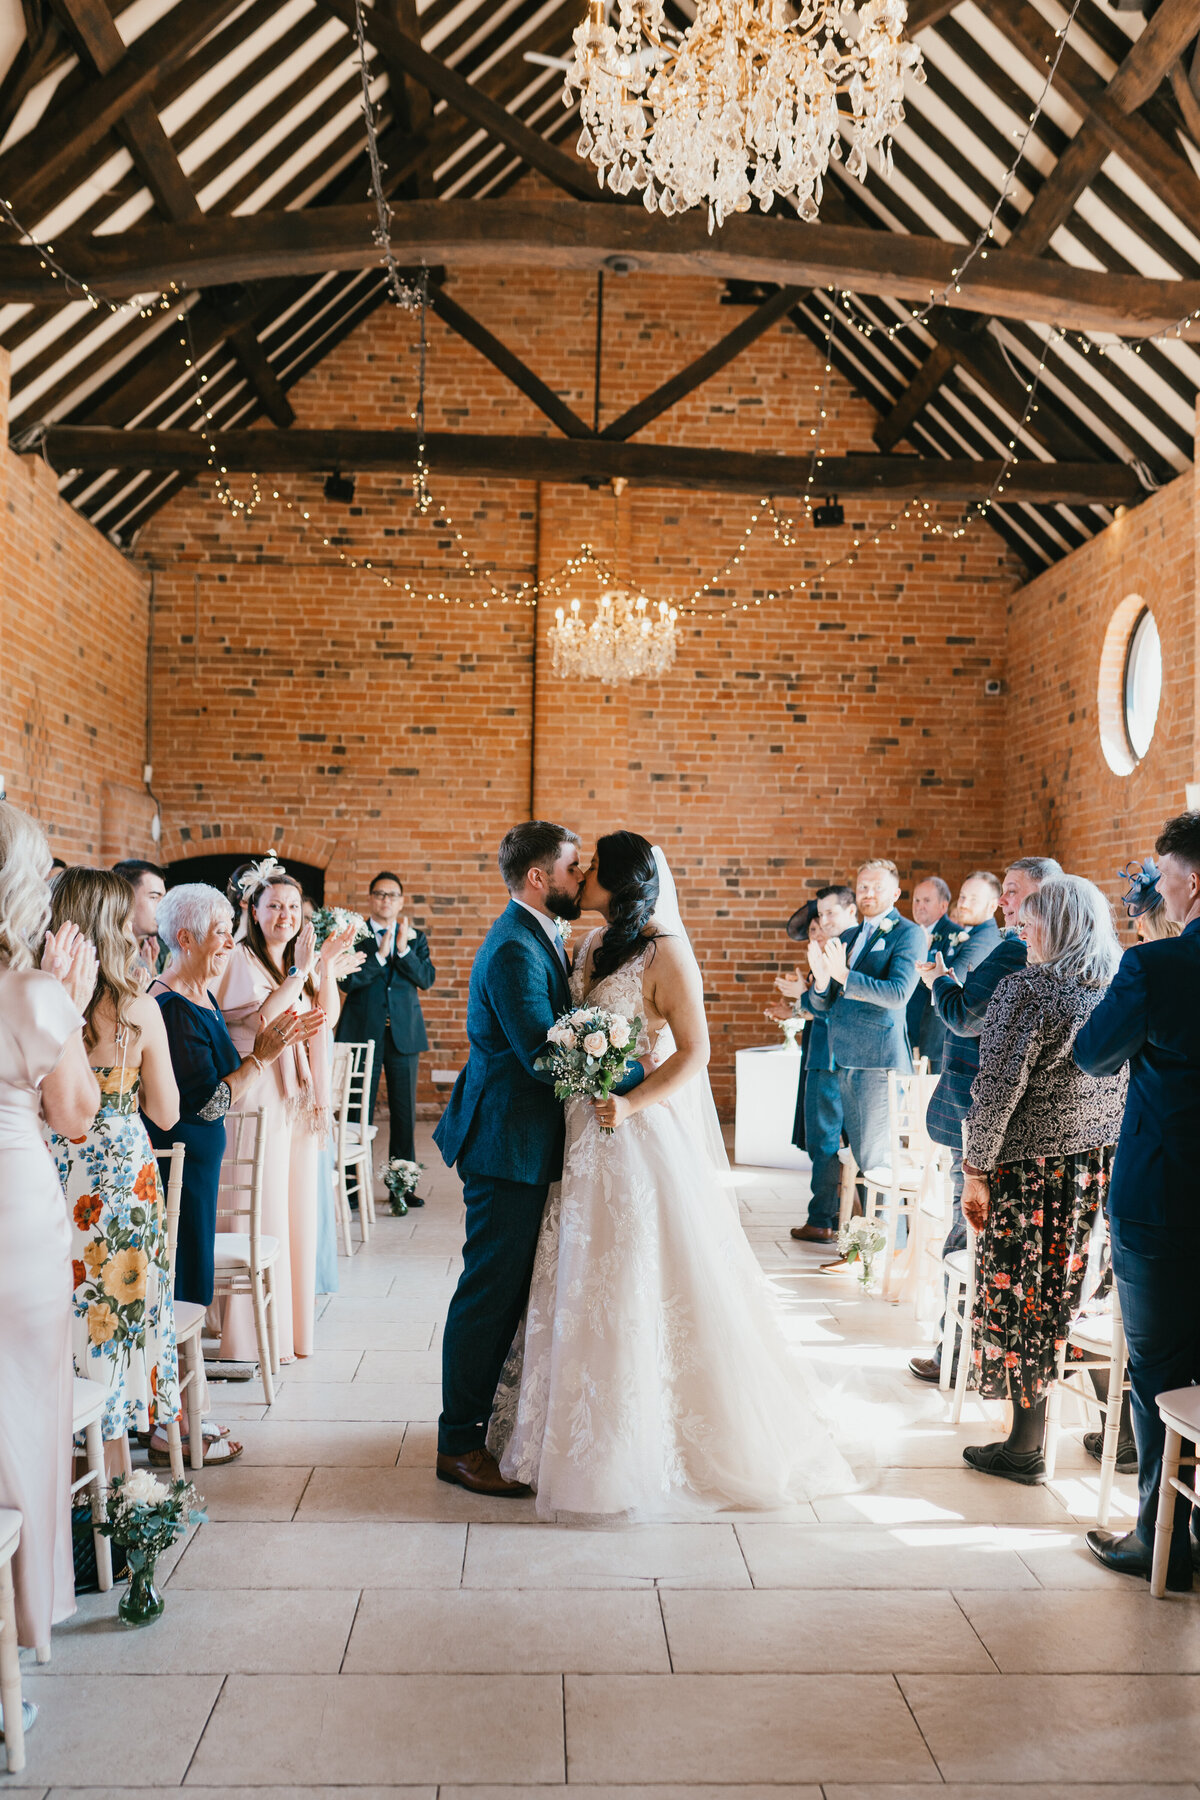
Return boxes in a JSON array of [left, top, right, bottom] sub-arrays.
[[433, 821, 852, 1521]]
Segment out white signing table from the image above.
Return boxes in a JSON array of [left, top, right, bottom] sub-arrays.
[[734, 1043, 811, 1171]]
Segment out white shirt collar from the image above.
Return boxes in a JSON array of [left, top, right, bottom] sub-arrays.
[[514, 898, 565, 956]]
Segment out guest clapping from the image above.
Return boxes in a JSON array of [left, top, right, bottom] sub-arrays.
[[905, 877, 954, 1070], [960, 876, 1127, 1484], [47, 868, 182, 1456], [0, 802, 98, 1659], [213, 860, 363, 1361]]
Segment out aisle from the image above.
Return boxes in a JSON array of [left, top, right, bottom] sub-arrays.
[[19, 1129, 1200, 1795]]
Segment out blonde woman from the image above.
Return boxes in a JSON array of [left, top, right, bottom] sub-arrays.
[[47, 868, 182, 1458], [0, 802, 98, 1664]]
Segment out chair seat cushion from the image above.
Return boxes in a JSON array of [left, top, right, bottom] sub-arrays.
[[71, 1375, 108, 1430], [0, 1507, 21, 1560], [174, 1300, 207, 1339], [1069, 1313, 1116, 1353], [943, 1248, 970, 1276], [214, 1232, 280, 1270], [1157, 1385, 1200, 1437]]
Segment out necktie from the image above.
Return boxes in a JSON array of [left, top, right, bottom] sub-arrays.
[[849, 923, 872, 967]]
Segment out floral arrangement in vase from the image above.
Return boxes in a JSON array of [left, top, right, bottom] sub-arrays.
[[381, 1157, 424, 1216], [98, 1469, 206, 1625], [837, 1218, 889, 1290]]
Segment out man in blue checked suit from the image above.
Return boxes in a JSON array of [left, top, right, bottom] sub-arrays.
[[1075, 813, 1200, 1593], [803, 858, 924, 1200], [907, 856, 1061, 1383], [906, 876, 954, 1071], [433, 820, 645, 1497]]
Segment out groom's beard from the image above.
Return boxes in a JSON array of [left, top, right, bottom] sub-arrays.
[[544, 884, 582, 923]]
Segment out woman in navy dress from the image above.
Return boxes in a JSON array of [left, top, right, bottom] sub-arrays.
[[145, 883, 326, 1459]]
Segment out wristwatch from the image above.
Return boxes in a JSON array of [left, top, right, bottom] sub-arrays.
[[287, 965, 299, 978]]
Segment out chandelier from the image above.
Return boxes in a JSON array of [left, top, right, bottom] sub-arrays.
[[550, 587, 679, 683], [568, 0, 924, 231]]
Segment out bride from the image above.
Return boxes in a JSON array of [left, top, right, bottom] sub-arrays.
[[489, 831, 854, 1521]]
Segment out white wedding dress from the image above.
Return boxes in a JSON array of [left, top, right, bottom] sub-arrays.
[[489, 913, 856, 1522]]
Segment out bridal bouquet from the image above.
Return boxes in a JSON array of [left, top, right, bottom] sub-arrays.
[[837, 1217, 889, 1290], [310, 905, 371, 948], [536, 1005, 642, 1133]]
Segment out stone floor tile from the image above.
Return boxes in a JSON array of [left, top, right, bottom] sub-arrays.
[[43, 1587, 357, 1673], [661, 1588, 994, 1672], [265, 1380, 442, 1421], [186, 1673, 564, 1785], [7, 1675, 219, 1787], [270, 1349, 362, 1383], [440, 1789, 822, 1800], [344, 1587, 671, 1672], [170, 1520, 465, 1588], [354, 1349, 443, 1382], [824, 1788, 1200, 1800], [736, 1521, 1040, 1589], [463, 1521, 751, 1589], [1046, 1467, 1141, 1522], [219, 1420, 404, 1466], [322, 1267, 398, 1297], [957, 1587, 1200, 1672], [297, 1466, 537, 1523], [812, 1465, 1074, 1525], [1008, 1526, 1142, 1588], [564, 1673, 938, 1783], [192, 1464, 311, 1522], [312, 1318, 437, 1352], [901, 1673, 1200, 1782], [319, 1295, 452, 1327], [396, 1422, 438, 1465], [48, 1790, 436, 1799]]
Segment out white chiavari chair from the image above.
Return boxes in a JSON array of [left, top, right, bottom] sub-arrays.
[[0, 1512, 27, 1772], [156, 1141, 205, 1475], [211, 1109, 277, 1404]]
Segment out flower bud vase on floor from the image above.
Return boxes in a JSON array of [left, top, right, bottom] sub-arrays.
[[118, 1560, 164, 1626]]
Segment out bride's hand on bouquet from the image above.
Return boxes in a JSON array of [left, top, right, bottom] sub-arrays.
[[593, 1092, 632, 1131]]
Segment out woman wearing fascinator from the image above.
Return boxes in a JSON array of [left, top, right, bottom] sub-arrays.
[[212, 857, 365, 1361], [488, 831, 854, 1521], [1120, 858, 1181, 942]]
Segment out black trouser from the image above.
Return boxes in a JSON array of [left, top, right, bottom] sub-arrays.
[[360, 1041, 420, 1163], [1109, 1215, 1200, 1584], [439, 1172, 548, 1455]]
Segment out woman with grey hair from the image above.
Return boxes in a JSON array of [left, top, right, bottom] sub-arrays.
[[144, 883, 324, 1460], [960, 875, 1129, 1484]]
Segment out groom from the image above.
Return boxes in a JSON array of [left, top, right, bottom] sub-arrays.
[[434, 820, 646, 1495]]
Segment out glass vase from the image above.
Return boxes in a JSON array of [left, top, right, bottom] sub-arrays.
[[118, 1560, 164, 1626]]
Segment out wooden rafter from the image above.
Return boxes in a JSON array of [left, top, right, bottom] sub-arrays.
[[426, 284, 595, 438], [33, 426, 1146, 505]]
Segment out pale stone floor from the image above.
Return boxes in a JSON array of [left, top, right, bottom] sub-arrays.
[[13, 1127, 1200, 1798]]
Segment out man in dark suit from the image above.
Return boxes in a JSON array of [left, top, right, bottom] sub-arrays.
[[433, 821, 645, 1496], [1075, 812, 1200, 1593], [771, 885, 859, 1245], [804, 859, 924, 1199], [908, 857, 1060, 1382], [906, 876, 954, 1071], [337, 870, 435, 1176]]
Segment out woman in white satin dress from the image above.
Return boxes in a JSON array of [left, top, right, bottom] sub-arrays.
[[0, 802, 99, 1661], [489, 832, 854, 1522]]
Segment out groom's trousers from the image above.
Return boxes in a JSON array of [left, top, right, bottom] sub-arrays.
[[439, 1172, 549, 1456]]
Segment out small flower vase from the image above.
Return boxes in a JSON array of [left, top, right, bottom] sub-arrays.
[[118, 1561, 164, 1626], [780, 1017, 802, 1052]]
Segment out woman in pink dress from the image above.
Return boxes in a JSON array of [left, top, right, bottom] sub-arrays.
[[0, 801, 99, 1673], [213, 861, 361, 1361]]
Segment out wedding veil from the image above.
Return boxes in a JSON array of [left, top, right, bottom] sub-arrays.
[[650, 846, 733, 1183]]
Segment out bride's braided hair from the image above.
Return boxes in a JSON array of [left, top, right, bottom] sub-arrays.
[[591, 832, 662, 982]]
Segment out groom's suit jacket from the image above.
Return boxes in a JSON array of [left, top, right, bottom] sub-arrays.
[[801, 907, 924, 1072]]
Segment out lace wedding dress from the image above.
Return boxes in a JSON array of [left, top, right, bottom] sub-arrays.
[[489, 929, 855, 1521]]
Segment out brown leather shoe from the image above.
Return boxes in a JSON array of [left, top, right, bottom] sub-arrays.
[[436, 1448, 532, 1497], [790, 1224, 837, 1244], [908, 1355, 943, 1383]]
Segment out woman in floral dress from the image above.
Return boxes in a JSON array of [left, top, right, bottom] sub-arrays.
[[48, 869, 182, 1455], [961, 876, 1128, 1486]]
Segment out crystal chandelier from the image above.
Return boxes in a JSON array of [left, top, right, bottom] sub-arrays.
[[550, 587, 679, 683], [568, 0, 924, 231]]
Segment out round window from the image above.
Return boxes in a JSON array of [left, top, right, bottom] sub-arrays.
[[1122, 607, 1162, 763]]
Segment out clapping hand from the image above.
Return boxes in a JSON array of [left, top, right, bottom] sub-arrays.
[[806, 936, 830, 988], [775, 965, 805, 1001], [916, 958, 938, 991], [821, 936, 848, 985], [764, 1001, 794, 1023], [930, 950, 959, 986], [293, 920, 318, 979], [397, 914, 414, 955], [41, 921, 98, 1012]]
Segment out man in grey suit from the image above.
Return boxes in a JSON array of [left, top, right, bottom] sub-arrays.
[[803, 858, 925, 1205]]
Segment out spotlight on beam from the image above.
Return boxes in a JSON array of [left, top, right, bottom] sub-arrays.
[[324, 470, 356, 503], [812, 495, 844, 529]]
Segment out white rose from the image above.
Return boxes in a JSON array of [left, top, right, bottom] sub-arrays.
[[608, 1019, 632, 1049], [570, 1009, 592, 1026], [583, 1031, 608, 1058], [122, 1469, 168, 1507], [559, 1029, 577, 1051]]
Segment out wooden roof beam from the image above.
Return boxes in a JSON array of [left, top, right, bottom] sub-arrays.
[[32, 425, 1147, 505], [426, 283, 595, 438]]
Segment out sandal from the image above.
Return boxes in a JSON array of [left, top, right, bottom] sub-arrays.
[[148, 1433, 244, 1467]]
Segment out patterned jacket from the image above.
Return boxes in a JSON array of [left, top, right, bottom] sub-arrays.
[[926, 932, 1028, 1151], [963, 965, 1128, 1171]]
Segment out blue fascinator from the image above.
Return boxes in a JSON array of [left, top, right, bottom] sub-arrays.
[[1118, 857, 1163, 918]]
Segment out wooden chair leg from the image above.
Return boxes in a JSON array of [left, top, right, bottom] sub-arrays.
[[264, 1266, 281, 1379], [0, 1557, 25, 1773], [1042, 1342, 1068, 1483], [1151, 1426, 1183, 1597], [361, 1156, 377, 1228], [85, 1416, 112, 1593], [186, 1339, 205, 1474], [938, 1268, 960, 1395], [165, 1417, 185, 1483], [250, 1279, 274, 1407], [1096, 1321, 1127, 1529], [356, 1160, 371, 1245], [949, 1246, 974, 1425], [837, 1158, 857, 1233], [335, 1169, 356, 1258]]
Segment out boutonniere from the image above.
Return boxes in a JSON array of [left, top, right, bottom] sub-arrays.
[[948, 928, 970, 949], [875, 917, 895, 935], [554, 918, 573, 947]]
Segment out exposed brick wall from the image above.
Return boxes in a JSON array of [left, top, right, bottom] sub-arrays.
[[0, 348, 154, 863], [1002, 435, 1198, 925], [136, 268, 1024, 1112]]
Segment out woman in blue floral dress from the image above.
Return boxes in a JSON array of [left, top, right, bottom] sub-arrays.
[[47, 870, 182, 1452]]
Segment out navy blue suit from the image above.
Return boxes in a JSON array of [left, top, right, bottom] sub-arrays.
[[790, 928, 858, 1227], [434, 901, 643, 1454], [804, 908, 924, 1184], [337, 924, 435, 1162], [1074, 919, 1200, 1581], [906, 913, 957, 1071]]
